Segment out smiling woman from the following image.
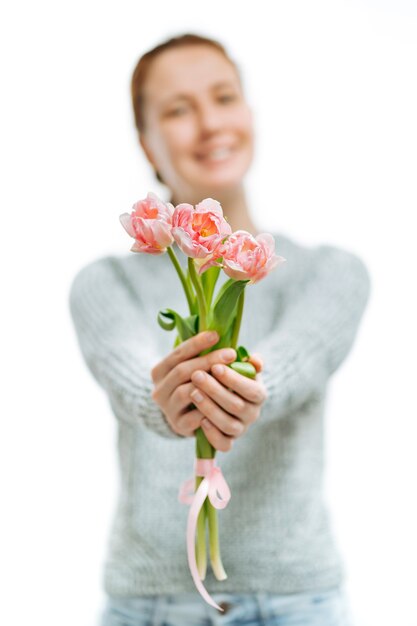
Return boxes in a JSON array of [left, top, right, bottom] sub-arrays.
[[130, 33, 257, 235], [69, 31, 369, 626]]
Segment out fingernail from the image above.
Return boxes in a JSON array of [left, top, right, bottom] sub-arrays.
[[212, 364, 224, 376], [221, 349, 236, 361], [206, 331, 219, 342], [202, 418, 211, 428], [193, 371, 204, 383], [191, 390, 203, 403]]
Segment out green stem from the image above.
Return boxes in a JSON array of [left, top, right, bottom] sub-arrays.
[[167, 246, 195, 314], [195, 427, 212, 578], [188, 258, 207, 331], [196, 426, 214, 458], [207, 500, 227, 580], [195, 427, 228, 580], [230, 288, 245, 350], [189, 261, 229, 580]]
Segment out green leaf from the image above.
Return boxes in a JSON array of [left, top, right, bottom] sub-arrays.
[[157, 309, 176, 331], [207, 279, 250, 336], [191, 295, 198, 316], [229, 361, 257, 379], [236, 345, 250, 361], [157, 309, 198, 341], [198, 321, 235, 356], [201, 262, 222, 309], [185, 268, 199, 316]]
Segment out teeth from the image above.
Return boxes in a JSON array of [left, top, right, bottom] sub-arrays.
[[200, 148, 232, 161]]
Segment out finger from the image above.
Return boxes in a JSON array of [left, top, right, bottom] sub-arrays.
[[210, 363, 267, 405], [190, 370, 247, 422], [248, 353, 263, 373], [155, 346, 237, 405], [151, 330, 219, 383], [200, 417, 235, 453], [190, 386, 245, 438], [168, 381, 199, 417], [176, 407, 204, 437]]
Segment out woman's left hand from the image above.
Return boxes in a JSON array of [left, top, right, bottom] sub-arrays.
[[189, 353, 267, 450]]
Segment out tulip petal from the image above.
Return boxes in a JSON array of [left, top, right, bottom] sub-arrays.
[[195, 198, 223, 215], [119, 213, 136, 238]]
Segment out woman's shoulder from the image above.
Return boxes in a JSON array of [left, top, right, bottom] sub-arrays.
[[68, 250, 171, 303], [268, 230, 371, 292], [273, 233, 372, 291], [69, 253, 121, 293], [271, 230, 369, 270]]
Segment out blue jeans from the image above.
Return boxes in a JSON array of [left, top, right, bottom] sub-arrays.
[[99, 587, 353, 625]]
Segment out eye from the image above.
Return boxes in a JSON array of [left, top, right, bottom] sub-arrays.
[[218, 93, 237, 103], [166, 104, 189, 117]]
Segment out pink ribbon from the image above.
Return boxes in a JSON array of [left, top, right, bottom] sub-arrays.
[[178, 458, 231, 612]]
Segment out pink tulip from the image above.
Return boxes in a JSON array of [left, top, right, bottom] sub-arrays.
[[119, 192, 174, 254], [219, 230, 286, 284], [171, 198, 232, 270]]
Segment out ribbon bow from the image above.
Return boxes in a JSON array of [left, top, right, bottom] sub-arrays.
[[178, 458, 231, 611]]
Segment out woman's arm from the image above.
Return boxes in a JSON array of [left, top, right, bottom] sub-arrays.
[[252, 243, 372, 422], [68, 255, 183, 439]]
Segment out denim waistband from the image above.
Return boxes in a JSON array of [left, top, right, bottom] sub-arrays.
[[102, 586, 351, 626]]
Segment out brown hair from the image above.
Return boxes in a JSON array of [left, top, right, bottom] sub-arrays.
[[130, 33, 242, 184]]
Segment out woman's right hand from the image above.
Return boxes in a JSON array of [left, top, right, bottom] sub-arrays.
[[150, 330, 237, 438]]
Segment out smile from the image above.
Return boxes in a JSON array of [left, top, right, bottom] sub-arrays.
[[195, 147, 234, 163]]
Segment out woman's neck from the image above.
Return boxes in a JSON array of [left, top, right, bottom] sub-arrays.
[[169, 186, 259, 236]]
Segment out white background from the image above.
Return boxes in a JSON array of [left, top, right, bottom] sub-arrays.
[[1, 1, 416, 625]]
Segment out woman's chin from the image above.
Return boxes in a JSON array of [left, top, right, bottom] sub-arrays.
[[192, 165, 250, 194]]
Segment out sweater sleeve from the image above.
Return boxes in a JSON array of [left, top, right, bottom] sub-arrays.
[[253, 243, 372, 421], [68, 255, 184, 440]]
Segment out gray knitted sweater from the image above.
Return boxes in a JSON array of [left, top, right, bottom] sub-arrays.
[[68, 232, 371, 597]]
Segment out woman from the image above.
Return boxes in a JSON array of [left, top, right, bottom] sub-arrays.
[[69, 33, 371, 625]]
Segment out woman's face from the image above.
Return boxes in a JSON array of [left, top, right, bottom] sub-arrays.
[[139, 45, 255, 202]]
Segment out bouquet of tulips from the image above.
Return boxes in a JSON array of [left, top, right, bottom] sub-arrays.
[[120, 192, 286, 610]]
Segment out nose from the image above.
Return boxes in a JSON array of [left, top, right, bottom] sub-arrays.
[[197, 102, 224, 135]]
